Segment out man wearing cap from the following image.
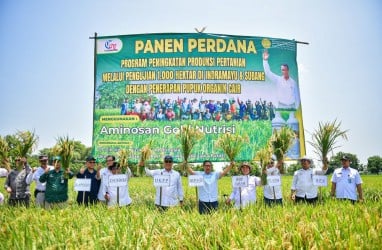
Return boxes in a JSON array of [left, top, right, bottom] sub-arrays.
[[97, 155, 115, 203], [331, 155, 363, 203], [39, 156, 74, 209], [143, 156, 184, 211], [290, 156, 328, 204], [226, 162, 261, 209], [263, 156, 283, 206], [187, 160, 233, 214], [4, 156, 33, 207], [32, 155, 54, 207], [76, 156, 101, 206]]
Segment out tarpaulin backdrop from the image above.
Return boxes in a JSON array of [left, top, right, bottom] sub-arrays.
[[93, 33, 305, 163]]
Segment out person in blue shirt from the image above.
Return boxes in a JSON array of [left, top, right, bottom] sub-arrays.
[[76, 156, 101, 206]]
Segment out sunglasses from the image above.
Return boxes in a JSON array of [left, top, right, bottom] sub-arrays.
[[164, 160, 173, 163], [106, 159, 114, 162], [89, 161, 96, 164], [15, 159, 21, 162]]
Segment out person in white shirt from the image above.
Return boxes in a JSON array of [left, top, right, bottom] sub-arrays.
[[102, 162, 132, 207], [187, 160, 233, 214], [263, 156, 283, 206], [32, 155, 54, 207], [263, 50, 300, 110], [97, 155, 115, 203], [331, 155, 363, 203], [226, 162, 261, 209], [291, 156, 328, 204], [144, 155, 184, 211]]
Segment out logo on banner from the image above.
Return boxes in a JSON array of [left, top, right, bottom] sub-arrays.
[[97, 39, 123, 54]]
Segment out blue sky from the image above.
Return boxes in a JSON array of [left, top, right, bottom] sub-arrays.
[[0, 0, 381, 164]]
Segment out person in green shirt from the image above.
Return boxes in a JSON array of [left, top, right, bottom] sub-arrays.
[[39, 156, 74, 209]]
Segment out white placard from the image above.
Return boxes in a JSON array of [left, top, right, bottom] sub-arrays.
[[313, 175, 328, 187], [108, 174, 128, 187], [267, 175, 281, 187], [153, 175, 171, 187], [232, 176, 248, 188], [188, 175, 204, 187], [74, 178, 91, 192]]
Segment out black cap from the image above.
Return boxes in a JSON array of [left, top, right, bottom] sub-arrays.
[[164, 155, 173, 162], [86, 156, 96, 162], [341, 155, 350, 161]]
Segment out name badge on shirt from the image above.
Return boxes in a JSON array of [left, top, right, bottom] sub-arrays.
[[232, 176, 248, 188], [267, 175, 281, 187], [312, 175, 327, 187]]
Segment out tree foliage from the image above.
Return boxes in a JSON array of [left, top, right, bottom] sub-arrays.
[[367, 155, 382, 174]]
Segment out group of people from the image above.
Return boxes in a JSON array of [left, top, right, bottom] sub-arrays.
[[120, 97, 276, 122], [3, 153, 363, 212]]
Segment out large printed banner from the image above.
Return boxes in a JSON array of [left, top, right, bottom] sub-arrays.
[[93, 33, 305, 163]]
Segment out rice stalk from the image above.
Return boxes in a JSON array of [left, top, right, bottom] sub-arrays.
[[0, 136, 10, 171], [52, 136, 75, 172], [14, 130, 38, 157], [176, 124, 204, 174], [308, 119, 348, 165], [215, 130, 249, 165], [118, 149, 129, 174], [270, 127, 295, 174], [255, 142, 273, 185]]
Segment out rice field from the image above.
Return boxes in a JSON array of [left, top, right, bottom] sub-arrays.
[[0, 175, 381, 249]]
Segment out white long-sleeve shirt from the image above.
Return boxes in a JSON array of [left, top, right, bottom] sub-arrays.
[[145, 168, 184, 207], [291, 168, 327, 198], [263, 60, 300, 109], [32, 165, 54, 191], [263, 166, 282, 199], [101, 169, 132, 207], [229, 175, 261, 208]]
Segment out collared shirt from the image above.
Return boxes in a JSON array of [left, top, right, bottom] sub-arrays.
[[97, 167, 110, 201], [4, 166, 33, 199], [331, 167, 362, 201], [33, 165, 54, 191], [145, 168, 184, 207], [263, 166, 282, 199], [101, 170, 132, 207], [229, 175, 261, 208], [194, 171, 221, 202], [263, 60, 300, 109], [39, 169, 74, 203], [291, 168, 327, 198]]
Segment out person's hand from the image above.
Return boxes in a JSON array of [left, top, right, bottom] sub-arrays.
[[225, 198, 231, 205], [32, 167, 37, 173], [44, 167, 50, 174], [263, 50, 269, 60], [79, 167, 85, 175], [104, 193, 110, 201], [21, 157, 27, 165], [6, 187, 12, 193], [290, 193, 296, 201], [65, 168, 71, 174]]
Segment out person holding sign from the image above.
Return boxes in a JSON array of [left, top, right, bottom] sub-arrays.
[[187, 160, 233, 214], [263, 156, 283, 206], [143, 155, 184, 211], [331, 155, 363, 203], [226, 162, 261, 209], [76, 156, 101, 206], [39, 156, 74, 209], [290, 156, 328, 204], [101, 162, 132, 207]]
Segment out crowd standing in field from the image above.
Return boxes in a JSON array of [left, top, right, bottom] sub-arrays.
[[2, 153, 364, 210], [120, 96, 276, 122]]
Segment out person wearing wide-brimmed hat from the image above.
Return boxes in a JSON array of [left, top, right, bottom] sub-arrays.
[[290, 156, 328, 204], [331, 155, 363, 203], [226, 162, 261, 209]]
